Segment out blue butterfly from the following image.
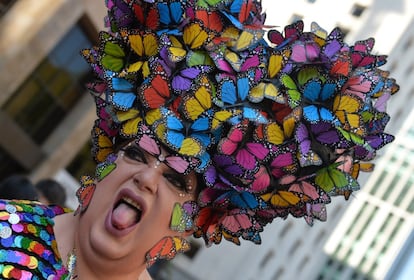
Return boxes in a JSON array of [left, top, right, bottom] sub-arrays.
[[107, 74, 136, 110], [303, 79, 337, 102], [216, 190, 262, 210], [220, 76, 250, 105], [161, 108, 212, 156], [303, 105, 339, 125], [157, 2, 184, 26]]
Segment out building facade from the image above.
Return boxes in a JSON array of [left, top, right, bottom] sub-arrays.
[[1, 0, 413, 279], [0, 0, 106, 207], [166, 1, 414, 279]]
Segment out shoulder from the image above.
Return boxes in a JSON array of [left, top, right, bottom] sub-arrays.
[[0, 199, 70, 278]]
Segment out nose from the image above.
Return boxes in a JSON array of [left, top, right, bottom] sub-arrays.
[[132, 165, 160, 194]]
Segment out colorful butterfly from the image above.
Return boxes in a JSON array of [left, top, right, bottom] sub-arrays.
[[161, 108, 211, 156], [140, 62, 172, 109], [99, 31, 126, 73], [254, 121, 291, 145], [107, 75, 136, 110], [280, 74, 301, 108], [315, 162, 360, 197], [160, 34, 187, 63], [117, 108, 143, 137], [261, 190, 305, 208], [220, 210, 254, 238], [157, 1, 184, 27], [215, 190, 264, 210], [183, 22, 209, 49], [267, 20, 304, 48], [351, 38, 387, 69], [290, 40, 321, 64], [170, 201, 198, 232], [181, 75, 213, 120], [193, 206, 224, 246], [194, 9, 223, 33], [121, 30, 158, 77], [95, 97, 118, 137], [131, 1, 159, 30], [218, 121, 270, 170], [268, 147, 297, 179], [95, 154, 118, 181], [333, 93, 364, 133], [136, 125, 200, 174], [92, 125, 114, 163], [74, 175, 96, 215], [295, 123, 323, 167], [172, 66, 212, 92], [353, 133, 394, 161], [145, 236, 190, 267], [203, 154, 246, 190], [186, 50, 215, 67]]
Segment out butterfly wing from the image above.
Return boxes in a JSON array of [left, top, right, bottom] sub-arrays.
[[75, 175, 97, 215], [145, 236, 190, 267]]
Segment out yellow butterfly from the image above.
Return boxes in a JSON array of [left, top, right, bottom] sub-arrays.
[[123, 31, 158, 77], [183, 22, 209, 49]]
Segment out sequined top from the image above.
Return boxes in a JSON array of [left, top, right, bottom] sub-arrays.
[[0, 199, 70, 279]]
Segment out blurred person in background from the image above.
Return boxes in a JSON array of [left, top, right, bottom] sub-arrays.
[[35, 178, 67, 207], [0, 174, 39, 200]]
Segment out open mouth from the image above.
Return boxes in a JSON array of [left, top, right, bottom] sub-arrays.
[[111, 196, 143, 230]]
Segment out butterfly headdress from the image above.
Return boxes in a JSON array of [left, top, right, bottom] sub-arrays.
[[83, 0, 399, 246]]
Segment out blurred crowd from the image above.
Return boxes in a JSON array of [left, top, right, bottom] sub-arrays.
[[0, 174, 67, 207]]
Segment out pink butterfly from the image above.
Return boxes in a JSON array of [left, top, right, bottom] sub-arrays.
[[291, 41, 320, 64], [220, 209, 253, 236], [218, 122, 270, 170], [268, 149, 297, 179]]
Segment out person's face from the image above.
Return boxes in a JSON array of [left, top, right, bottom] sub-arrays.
[[78, 140, 197, 266]]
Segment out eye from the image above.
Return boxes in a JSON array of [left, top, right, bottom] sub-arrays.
[[121, 145, 146, 163], [163, 173, 187, 192]]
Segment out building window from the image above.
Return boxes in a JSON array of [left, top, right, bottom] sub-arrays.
[[2, 23, 94, 145], [67, 141, 96, 179], [307, 0, 317, 3], [351, 4, 366, 17]]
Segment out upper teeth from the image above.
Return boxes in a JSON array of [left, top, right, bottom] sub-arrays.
[[122, 197, 142, 211]]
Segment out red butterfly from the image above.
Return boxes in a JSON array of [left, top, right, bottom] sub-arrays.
[[140, 62, 171, 109]]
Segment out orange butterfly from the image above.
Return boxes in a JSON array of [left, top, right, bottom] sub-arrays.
[[145, 236, 190, 267], [74, 175, 96, 215]]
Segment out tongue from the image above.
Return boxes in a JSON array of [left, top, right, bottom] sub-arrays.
[[112, 202, 139, 230]]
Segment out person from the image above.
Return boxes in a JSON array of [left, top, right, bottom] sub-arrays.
[[35, 179, 67, 207], [0, 174, 38, 200], [0, 0, 399, 279]]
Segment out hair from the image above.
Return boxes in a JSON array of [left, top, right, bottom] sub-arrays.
[[35, 179, 67, 206], [0, 174, 39, 200]]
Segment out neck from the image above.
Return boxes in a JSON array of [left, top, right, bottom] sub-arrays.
[[54, 213, 149, 280]]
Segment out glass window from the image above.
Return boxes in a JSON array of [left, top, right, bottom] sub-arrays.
[[351, 4, 366, 17], [2, 23, 93, 145], [67, 141, 96, 179]]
